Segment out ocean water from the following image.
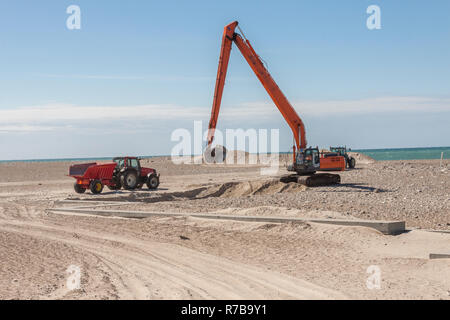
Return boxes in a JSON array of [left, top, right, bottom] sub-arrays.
[[0, 156, 159, 163], [353, 147, 449, 161], [0, 147, 448, 162]]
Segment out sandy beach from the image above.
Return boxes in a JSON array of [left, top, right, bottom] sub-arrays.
[[0, 153, 449, 299]]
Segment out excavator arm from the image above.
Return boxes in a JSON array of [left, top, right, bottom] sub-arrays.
[[206, 21, 345, 185], [207, 21, 307, 154]]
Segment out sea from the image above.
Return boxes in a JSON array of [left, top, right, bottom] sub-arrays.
[[0, 147, 448, 163], [352, 146, 449, 161]]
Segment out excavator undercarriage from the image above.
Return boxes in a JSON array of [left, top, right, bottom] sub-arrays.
[[280, 173, 340, 187]]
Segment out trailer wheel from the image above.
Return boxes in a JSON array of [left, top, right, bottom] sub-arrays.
[[121, 171, 138, 190], [146, 175, 159, 190], [90, 180, 104, 194], [74, 183, 86, 194]]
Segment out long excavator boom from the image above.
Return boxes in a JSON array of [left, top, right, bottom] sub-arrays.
[[206, 21, 345, 185], [207, 21, 306, 153]]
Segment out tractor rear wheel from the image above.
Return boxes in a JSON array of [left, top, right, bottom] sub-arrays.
[[90, 180, 104, 194], [121, 171, 138, 190], [146, 175, 159, 190], [74, 183, 86, 194], [349, 157, 356, 169]]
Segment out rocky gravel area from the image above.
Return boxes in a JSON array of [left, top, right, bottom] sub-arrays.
[[109, 159, 450, 231]]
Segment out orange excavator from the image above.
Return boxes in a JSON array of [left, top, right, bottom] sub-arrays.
[[206, 21, 345, 186]]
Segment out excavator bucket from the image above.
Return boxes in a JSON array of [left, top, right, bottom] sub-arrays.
[[203, 145, 227, 164]]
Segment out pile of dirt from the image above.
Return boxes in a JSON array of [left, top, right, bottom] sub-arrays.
[[348, 152, 376, 164], [197, 179, 307, 198], [87, 179, 308, 204], [225, 150, 253, 164], [172, 149, 253, 165]]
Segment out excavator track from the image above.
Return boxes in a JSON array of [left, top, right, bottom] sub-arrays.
[[280, 173, 340, 187]]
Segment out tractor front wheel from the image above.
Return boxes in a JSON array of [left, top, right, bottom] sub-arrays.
[[74, 183, 86, 194], [146, 175, 160, 190], [90, 180, 104, 194]]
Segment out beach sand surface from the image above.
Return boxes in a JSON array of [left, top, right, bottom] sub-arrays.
[[0, 154, 449, 299]]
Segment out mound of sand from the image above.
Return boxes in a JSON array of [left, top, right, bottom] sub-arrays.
[[225, 150, 252, 164], [348, 152, 376, 164], [197, 179, 307, 198], [177, 148, 252, 165]]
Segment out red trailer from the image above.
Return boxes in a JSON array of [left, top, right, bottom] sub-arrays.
[[69, 157, 160, 194]]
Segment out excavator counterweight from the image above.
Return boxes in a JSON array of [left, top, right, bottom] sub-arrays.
[[206, 21, 345, 186]]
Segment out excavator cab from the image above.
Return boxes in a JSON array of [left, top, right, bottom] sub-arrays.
[[292, 147, 320, 174], [292, 147, 341, 185]]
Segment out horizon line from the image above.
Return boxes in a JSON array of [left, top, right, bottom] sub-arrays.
[[1, 146, 449, 163]]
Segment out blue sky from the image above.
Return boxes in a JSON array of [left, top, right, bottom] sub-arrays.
[[0, 0, 449, 160]]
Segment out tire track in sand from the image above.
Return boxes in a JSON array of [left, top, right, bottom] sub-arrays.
[[0, 221, 347, 299]]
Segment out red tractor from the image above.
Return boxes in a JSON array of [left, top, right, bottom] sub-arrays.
[[69, 156, 160, 194]]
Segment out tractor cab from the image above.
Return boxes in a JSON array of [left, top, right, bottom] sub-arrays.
[[330, 146, 348, 157], [113, 157, 141, 172], [127, 157, 141, 170]]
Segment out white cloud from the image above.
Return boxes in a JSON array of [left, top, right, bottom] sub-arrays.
[[0, 96, 448, 133], [0, 125, 58, 132], [242, 96, 450, 116], [0, 104, 206, 124], [35, 73, 216, 82], [37, 74, 146, 80]]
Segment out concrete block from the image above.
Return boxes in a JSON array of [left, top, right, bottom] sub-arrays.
[[306, 218, 405, 235], [429, 253, 450, 260], [49, 207, 405, 235]]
